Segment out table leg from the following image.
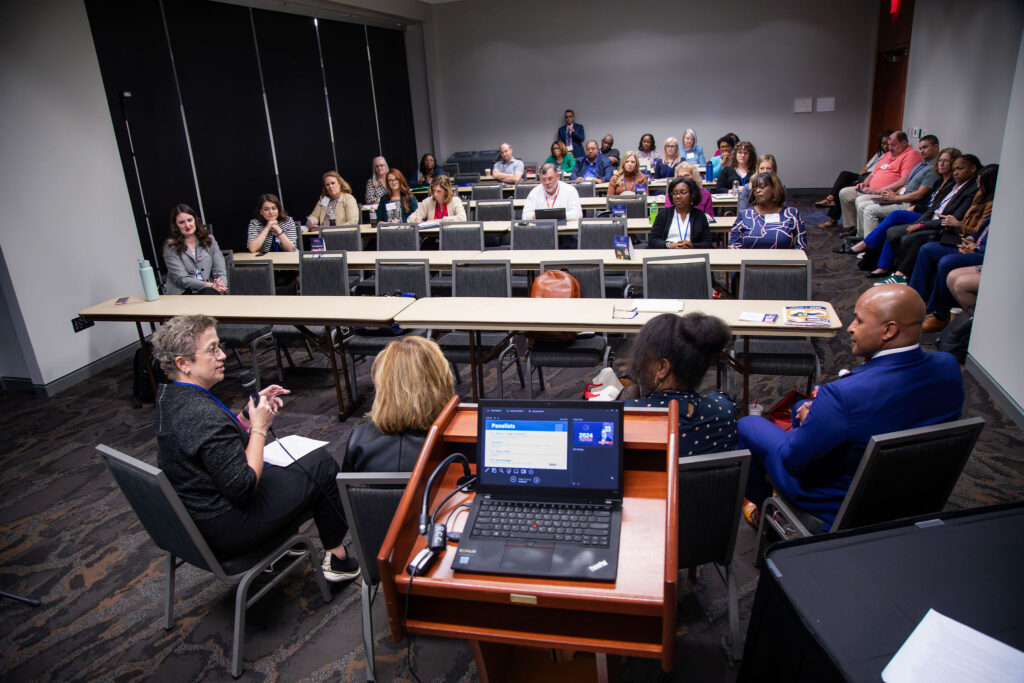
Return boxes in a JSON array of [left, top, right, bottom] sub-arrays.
[[466, 330, 479, 402], [136, 321, 156, 398], [321, 326, 358, 421], [742, 336, 750, 417]]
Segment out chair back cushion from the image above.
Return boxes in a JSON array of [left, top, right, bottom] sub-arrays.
[[643, 255, 712, 299], [377, 225, 419, 251], [320, 226, 362, 252], [299, 251, 350, 296], [229, 262, 275, 295], [677, 450, 750, 567]]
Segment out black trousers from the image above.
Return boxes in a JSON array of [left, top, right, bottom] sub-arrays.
[[827, 170, 860, 221], [196, 447, 347, 559], [885, 224, 938, 276]]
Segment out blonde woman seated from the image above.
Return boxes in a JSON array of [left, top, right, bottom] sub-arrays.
[[343, 337, 455, 472], [663, 162, 715, 216], [408, 175, 467, 223], [607, 151, 649, 196], [306, 171, 360, 228]]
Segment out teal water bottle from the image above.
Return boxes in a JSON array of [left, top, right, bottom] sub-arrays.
[[139, 259, 160, 301]]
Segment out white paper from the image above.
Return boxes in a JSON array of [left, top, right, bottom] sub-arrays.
[[816, 96, 835, 112], [263, 434, 329, 467], [793, 97, 813, 113], [739, 311, 768, 322], [633, 299, 684, 312], [882, 609, 1024, 683], [417, 220, 440, 229]]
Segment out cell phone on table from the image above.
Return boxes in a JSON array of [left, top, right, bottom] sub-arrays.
[[115, 296, 130, 305]]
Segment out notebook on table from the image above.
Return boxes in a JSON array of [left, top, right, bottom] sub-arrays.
[[534, 207, 568, 225], [453, 399, 624, 581]]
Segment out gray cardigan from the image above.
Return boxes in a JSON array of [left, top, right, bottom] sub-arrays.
[[155, 382, 256, 521], [163, 236, 227, 294]]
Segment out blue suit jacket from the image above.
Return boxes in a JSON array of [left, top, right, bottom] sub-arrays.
[[743, 347, 964, 526], [570, 154, 613, 182], [557, 122, 586, 157]]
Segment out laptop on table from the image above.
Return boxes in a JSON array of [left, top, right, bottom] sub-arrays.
[[453, 399, 624, 581], [534, 207, 568, 225]]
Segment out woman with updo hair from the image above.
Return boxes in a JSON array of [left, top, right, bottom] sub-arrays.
[[623, 312, 738, 457], [343, 336, 455, 472]]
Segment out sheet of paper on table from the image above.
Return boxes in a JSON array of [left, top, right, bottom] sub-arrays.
[[632, 299, 684, 312], [881, 608, 1024, 683], [263, 434, 330, 467]]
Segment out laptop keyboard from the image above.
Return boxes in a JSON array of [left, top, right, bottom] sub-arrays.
[[469, 499, 613, 547]]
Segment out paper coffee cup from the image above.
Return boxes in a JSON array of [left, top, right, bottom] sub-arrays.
[[748, 404, 764, 417], [949, 307, 963, 319]]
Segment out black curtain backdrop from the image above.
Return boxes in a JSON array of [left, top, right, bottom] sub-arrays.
[[318, 21, 380, 197], [251, 9, 334, 219], [163, 0, 276, 252], [85, 0, 418, 262], [367, 26, 418, 183], [84, 0, 197, 273]]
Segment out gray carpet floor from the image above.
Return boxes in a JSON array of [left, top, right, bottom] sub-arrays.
[[1, 193, 1021, 681]]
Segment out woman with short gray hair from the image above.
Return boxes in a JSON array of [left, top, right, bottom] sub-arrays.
[[151, 314, 360, 583]]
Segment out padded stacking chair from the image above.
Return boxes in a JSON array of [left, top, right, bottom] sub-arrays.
[[219, 261, 274, 389], [755, 417, 985, 563], [97, 445, 331, 679], [605, 194, 648, 218], [272, 251, 348, 381], [642, 254, 713, 299], [525, 260, 610, 398], [514, 182, 539, 199], [471, 184, 502, 200], [678, 450, 751, 662], [577, 180, 596, 217], [436, 260, 525, 398], [474, 198, 514, 222], [731, 261, 819, 394], [376, 224, 420, 251], [336, 472, 412, 683], [577, 218, 630, 297], [431, 222, 486, 296], [509, 220, 559, 295], [454, 172, 480, 185], [320, 226, 364, 292], [440, 162, 459, 176], [344, 259, 431, 395]]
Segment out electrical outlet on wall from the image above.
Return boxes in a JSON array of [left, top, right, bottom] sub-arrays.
[[911, 127, 921, 138], [71, 316, 94, 333]]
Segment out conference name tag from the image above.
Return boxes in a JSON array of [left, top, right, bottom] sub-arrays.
[[686, 152, 695, 159], [880, 163, 890, 169], [319, 196, 330, 206], [386, 202, 397, 211], [765, 213, 781, 224]]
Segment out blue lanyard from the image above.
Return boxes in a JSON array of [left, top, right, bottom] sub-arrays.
[[191, 247, 202, 279], [173, 381, 241, 424]]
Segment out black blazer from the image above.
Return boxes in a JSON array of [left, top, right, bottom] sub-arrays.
[[920, 177, 978, 229], [649, 207, 713, 249], [715, 165, 751, 193], [342, 423, 427, 473]]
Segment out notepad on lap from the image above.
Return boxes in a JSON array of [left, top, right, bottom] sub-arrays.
[[263, 435, 329, 467]]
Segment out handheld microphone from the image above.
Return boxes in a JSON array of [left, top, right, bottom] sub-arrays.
[[240, 372, 260, 420]]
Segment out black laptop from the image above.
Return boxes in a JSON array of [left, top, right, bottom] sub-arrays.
[[534, 207, 568, 225], [453, 399, 624, 581]]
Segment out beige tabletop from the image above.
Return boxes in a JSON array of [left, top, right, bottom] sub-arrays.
[[470, 248, 806, 271], [466, 195, 736, 210], [79, 294, 414, 326], [394, 297, 841, 337]]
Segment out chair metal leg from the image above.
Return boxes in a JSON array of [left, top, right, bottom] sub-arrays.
[[451, 363, 462, 386], [525, 354, 535, 399], [311, 548, 332, 603], [232, 569, 261, 678], [164, 552, 176, 630], [275, 343, 284, 383], [725, 560, 740, 663], [361, 581, 376, 682], [537, 365, 545, 393]]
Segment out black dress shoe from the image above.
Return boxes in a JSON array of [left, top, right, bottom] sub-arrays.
[[832, 243, 853, 254], [838, 227, 857, 238]]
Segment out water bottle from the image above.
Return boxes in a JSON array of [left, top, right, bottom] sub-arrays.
[[705, 161, 713, 181], [139, 259, 160, 301], [649, 199, 658, 225], [732, 180, 741, 196]]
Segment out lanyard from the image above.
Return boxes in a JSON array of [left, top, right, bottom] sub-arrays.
[[173, 381, 243, 425], [191, 247, 202, 279], [545, 187, 560, 208], [434, 202, 448, 219], [672, 211, 691, 242]]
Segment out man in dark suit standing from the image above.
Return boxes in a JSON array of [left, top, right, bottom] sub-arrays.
[[738, 285, 964, 530], [557, 109, 585, 161]]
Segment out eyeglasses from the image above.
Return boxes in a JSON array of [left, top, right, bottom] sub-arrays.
[[670, 191, 690, 198], [387, 178, 400, 184], [196, 342, 225, 356]]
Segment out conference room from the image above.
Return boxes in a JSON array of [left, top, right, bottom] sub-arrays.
[[2, 0, 1023, 680]]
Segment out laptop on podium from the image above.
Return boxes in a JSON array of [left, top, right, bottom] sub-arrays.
[[453, 399, 624, 581]]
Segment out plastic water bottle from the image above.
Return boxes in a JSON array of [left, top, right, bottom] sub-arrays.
[[705, 161, 713, 180], [732, 180, 741, 196], [649, 199, 658, 225], [139, 259, 160, 301]]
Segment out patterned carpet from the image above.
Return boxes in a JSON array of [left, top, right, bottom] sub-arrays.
[[1, 193, 1021, 681]]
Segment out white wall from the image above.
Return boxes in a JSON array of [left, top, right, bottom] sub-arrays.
[[969, 28, 1024, 415], [0, 0, 142, 388], [423, 0, 877, 188], [902, 0, 1024, 163]]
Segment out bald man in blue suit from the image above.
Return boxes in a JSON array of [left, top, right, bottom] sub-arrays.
[[738, 285, 964, 530]]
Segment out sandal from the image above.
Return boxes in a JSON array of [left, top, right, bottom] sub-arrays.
[[814, 198, 835, 208], [817, 219, 837, 228]]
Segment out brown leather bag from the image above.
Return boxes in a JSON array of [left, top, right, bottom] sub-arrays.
[[527, 269, 580, 343]]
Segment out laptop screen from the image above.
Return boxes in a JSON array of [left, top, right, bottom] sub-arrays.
[[534, 208, 567, 224], [476, 399, 623, 500]]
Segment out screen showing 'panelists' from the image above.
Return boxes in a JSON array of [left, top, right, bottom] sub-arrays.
[[478, 402, 622, 492]]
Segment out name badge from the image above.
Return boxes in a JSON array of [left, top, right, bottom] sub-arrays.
[[686, 152, 695, 159], [880, 163, 890, 169], [319, 196, 330, 206], [765, 213, 781, 224], [386, 202, 397, 211]]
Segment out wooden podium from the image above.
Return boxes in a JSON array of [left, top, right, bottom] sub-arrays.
[[376, 397, 680, 681]]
